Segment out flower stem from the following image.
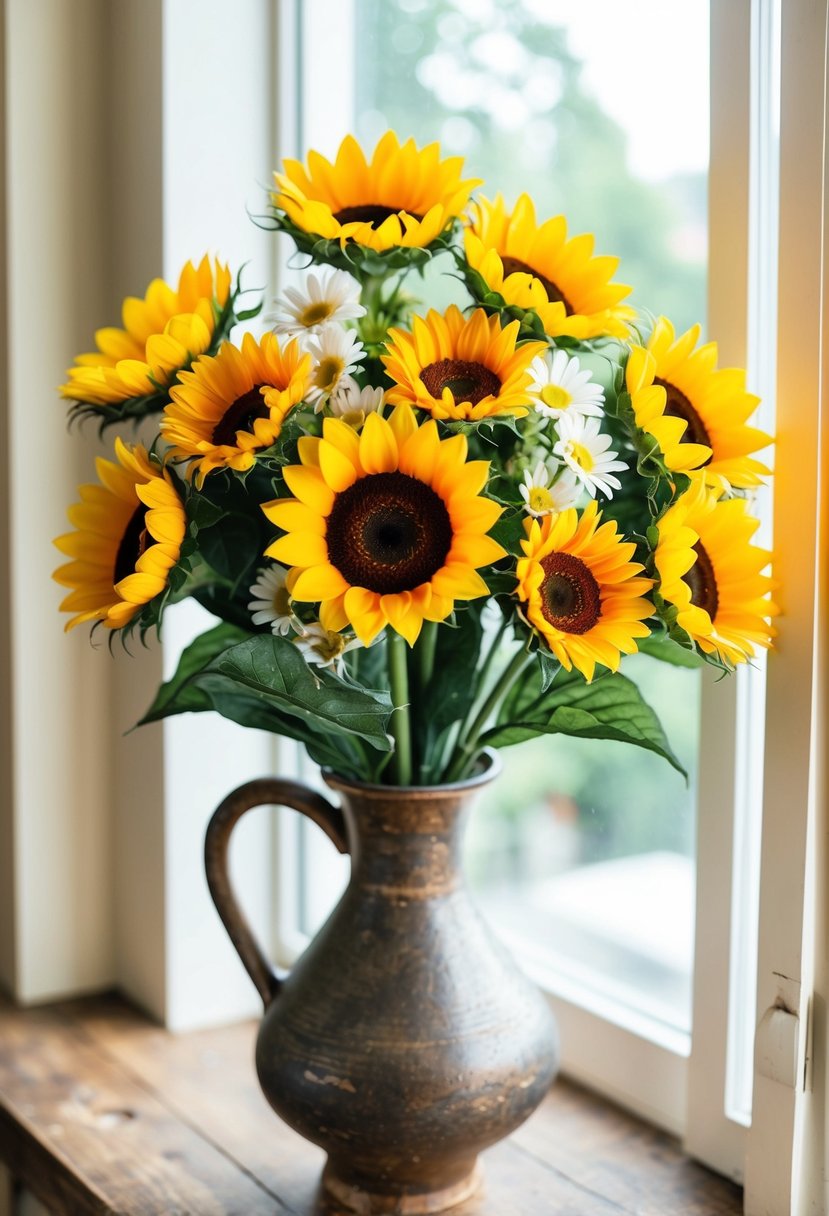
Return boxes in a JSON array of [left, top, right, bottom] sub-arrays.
[[388, 632, 413, 786], [412, 620, 440, 783], [444, 647, 533, 783], [417, 620, 439, 691]]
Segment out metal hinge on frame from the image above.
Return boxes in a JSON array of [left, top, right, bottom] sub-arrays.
[[755, 973, 812, 1092]]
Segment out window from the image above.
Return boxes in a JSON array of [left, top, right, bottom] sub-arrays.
[[272, 5, 824, 1201]]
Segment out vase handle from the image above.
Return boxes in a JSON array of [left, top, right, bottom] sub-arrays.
[[204, 777, 349, 1008]]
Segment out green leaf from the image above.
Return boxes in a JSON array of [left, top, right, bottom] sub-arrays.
[[636, 633, 705, 669], [197, 513, 262, 592], [235, 302, 264, 322], [536, 649, 561, 692], [187, 495, 226, 531], [195, 634, 394, 751], [425, 610, 484, 738], [190, 688, 362, 772], [482, 666, 686, 776], [489, 509, 527, 553], [137, 622, 251, 725]]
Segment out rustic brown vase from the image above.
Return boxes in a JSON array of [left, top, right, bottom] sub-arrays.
[[204, 752, 559, 1215]]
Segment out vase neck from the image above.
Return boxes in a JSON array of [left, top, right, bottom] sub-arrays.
[[334, 786, 475, 898]]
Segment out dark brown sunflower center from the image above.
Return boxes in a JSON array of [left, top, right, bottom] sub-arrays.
[[333, 204, 423, 228], [500, 255, 574, 314], [654, 377, 712, 459], [539, 551, 601, 634], [212, 385, 269, 446], [686, 541, 719, 619], [420, 358, 501, 405], [114, 504, 150, 585], [326, 471, 453, 595]]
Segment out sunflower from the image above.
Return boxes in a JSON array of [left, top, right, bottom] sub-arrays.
[[272, 131, 479, 255], [465, 194, 634, 341], [640, 316, 772, 490], [60, 256, 232, 416], [382, 305, 545, 421], [654, 480, 776, 667], [625, 345, 712, 475], [262, 405, 506, 645], [161, 332, 311, 483], [53, 439, 186, 631], [516, 500, 653, 681]]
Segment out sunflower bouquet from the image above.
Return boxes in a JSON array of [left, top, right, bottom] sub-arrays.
[[54, 132, 776, 786]]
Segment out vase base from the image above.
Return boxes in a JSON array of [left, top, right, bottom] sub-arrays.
[[321, 1159, 483, 1215]]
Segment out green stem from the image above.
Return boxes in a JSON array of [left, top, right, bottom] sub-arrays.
[[412, 620, 440, 783], [417, 620, 439, 692], [388, 632, 413, 786], [444, 648, 533, 783]]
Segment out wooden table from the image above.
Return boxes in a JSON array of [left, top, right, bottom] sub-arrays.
[[0, 993, 742, 1215]]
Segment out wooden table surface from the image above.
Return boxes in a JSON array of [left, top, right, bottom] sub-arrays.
[[0, 993, 742, 1215]]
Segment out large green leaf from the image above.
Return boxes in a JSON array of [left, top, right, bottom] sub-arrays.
[[482, 665, 686, 776], [636, 632, 705, 669], [195, 635, 393, 751], [138, 622, 251, 725], [188, 688, 366, 772]]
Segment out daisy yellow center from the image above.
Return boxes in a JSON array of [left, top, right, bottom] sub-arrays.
[[305, 630, 347, 663], [539, 385, 572, 411], [528, 487, 555, 513], [272, 585, 292, 616], [114, 504, 149, 584], [315, 356, 346, 392], [299, 301, 334, 327], [539, 552, 601, 634], [686, 541, 719, 619], [500, 256, 574, 314], [340, 409, 367, 430], [420, 358, 501, 405], [333, 204, 422, 227], [565, 440, 595, 472], [212, 385, 269, 446], [326, 471, 453, 595], [654, 377, 713, 457]]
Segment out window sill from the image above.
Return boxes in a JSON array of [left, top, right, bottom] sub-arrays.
[[0, 993, 741, 1215]]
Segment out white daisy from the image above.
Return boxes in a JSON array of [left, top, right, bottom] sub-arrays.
[[552, 413, 627, 498], [273, 268, 365, 337], [528, 348, 605, 420], [519, 461, 581, 517], [248, 565, 294, 635], [294, 622, 362, 672], [328, 375, 385, 428], [304, 324, 366, 408]]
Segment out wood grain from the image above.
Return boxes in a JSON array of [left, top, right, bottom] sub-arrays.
[[0, 1002, 285, 1215], [0, 994, 742, 1215]]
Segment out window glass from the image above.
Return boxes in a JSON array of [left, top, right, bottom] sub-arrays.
[[352, 0, 710, 1036]]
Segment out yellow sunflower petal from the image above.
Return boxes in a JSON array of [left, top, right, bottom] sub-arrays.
[[290, 564, 349, 601], [359, 411, 399, 474], [53, 441, 185, 631], [263, 405, 502, 643]]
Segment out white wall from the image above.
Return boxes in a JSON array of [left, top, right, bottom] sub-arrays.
[[0, 0, 283, 1028], [0, 0, 115, 1003]]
